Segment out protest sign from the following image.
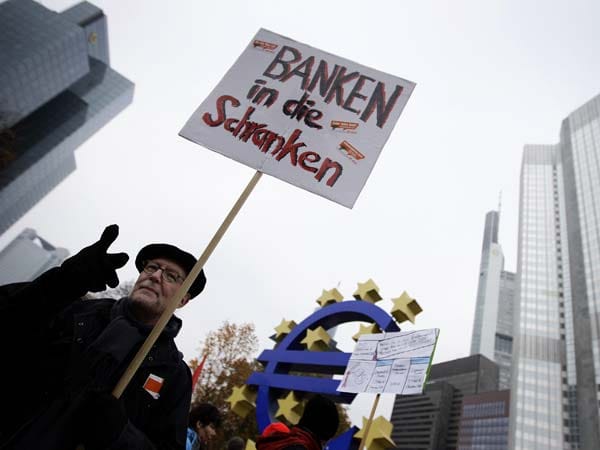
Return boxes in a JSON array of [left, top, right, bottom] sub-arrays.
[[180, 28, 415, 208], [337, 329, 439, 395]]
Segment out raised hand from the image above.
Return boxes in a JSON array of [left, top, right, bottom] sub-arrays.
[[61, 225, 129, 296]]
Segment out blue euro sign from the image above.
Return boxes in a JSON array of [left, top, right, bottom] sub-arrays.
[[246, 300, 400, 450]]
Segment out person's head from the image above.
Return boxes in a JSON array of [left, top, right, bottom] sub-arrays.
[[226, 436, 245, 450], [189, 403, 221, 444], [298, 395, 339, 443], [129, 243, 206, 325]]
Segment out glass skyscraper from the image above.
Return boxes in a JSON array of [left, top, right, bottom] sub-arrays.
[[0, 228, 68, 284], [510, 93, 600, 449], [470, 210, 516, 390], [0, 0, 134, 236]]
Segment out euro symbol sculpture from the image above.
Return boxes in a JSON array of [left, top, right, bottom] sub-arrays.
[[247, 299, 401, 450]]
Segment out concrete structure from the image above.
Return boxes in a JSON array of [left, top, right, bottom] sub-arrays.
[[390, 354, 499, 450], [0, 228, 68, 284], [0, 0, 133, 235], [470, 211, 516, 390], [509, 93, 600, 449]]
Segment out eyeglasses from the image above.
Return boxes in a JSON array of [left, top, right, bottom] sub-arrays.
[[142, 261, 185, 284]]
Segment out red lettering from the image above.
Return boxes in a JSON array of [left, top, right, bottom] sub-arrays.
[[202, 95, 240, 127], [315, 158, 343, 187], [298, 151, 321, 173], [272, 129, 305, 165]]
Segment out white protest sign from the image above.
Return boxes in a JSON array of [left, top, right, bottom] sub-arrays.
[[180, 28, 415, 208], [337, 329, 439, 395]]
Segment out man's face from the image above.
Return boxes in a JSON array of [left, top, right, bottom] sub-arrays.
[[129, 257, 190, 324]]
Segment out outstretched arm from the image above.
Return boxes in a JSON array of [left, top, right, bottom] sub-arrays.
[[0, 224, 129, 330]]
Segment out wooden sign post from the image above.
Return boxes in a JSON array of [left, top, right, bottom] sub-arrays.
[[358, 393, 381, 450]]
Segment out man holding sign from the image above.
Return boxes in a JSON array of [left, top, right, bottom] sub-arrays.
[[0, 225, 206, 449]]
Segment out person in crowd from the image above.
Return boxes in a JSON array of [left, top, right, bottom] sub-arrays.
[[226, 436, 246, 450], [0, 224, 207, 449], [186, 402, 222, 450], [256, 395, 340, 450]]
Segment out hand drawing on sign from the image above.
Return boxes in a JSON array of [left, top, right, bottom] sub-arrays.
[[377, 329, 437, 360], [402, 359, 430, 395], [338, 360, 376, 393], [366, 361, 392, 393], [382, 359, 410, 393], [337, 328, 439, 395], [350, 339, 378, 361]]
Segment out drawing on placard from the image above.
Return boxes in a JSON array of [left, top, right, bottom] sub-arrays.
[[337, 329, 439, 395]]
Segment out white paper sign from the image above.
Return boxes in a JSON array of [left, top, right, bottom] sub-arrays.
[[337, 329, 439, 395], [180, 28, 416, 208]]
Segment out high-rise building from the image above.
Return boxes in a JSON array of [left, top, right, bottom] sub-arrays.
[[470, 211, 516, 390], [0, 0, 134, 235], [509, 93, 600, 449], [457, 389, 510, 450], [390, 354, 499, 450], [0, 228, 68, 284]]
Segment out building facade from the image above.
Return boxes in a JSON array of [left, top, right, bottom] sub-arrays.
[[0, 0, 134, 235], [458, 389, 510, 450], [470, 211, 517, 390], [0, 228, 68, 284], [390, 354, 499, 450], [509, 93, 600, 449]]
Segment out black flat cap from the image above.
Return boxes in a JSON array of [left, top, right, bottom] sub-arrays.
[[135, 243, 206, 298]]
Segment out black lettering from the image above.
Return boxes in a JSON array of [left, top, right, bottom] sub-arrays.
[[324, 68, 359, 107], [307, 61, 341, 97], [343, 74, 375, 114], [360, 83, 403, 128], [263, 45, 302, 80], [280, 56, 315, 90]]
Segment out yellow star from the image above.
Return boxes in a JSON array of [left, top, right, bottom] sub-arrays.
[[275, 391, 304, 424], [245, 440, 256, 450], [274, 319, 297, 342], [354, 416, 395, 450], [316, 288, 344, 307], [301, 326, 331, 351], [353, 279, 382, 303], [352, 323, 382, 341], [390, 291, 422, 324], [227, 385, 256, 418]]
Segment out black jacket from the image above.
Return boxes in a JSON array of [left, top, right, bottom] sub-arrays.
[[0, 267, 192, 449]]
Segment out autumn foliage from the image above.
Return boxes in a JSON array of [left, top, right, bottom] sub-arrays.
[[189, 321, 353, 449], [189, 322, 262, 449]]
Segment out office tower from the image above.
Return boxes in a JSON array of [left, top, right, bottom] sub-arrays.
[[509, 93, 600, 450], [390, 354, 499, 450], [470, 211, 516, 390], [0, 0, 134, 235], [0, 228, 68, 284], [471, 211, 515, 389], [457, 389, 510, 450]]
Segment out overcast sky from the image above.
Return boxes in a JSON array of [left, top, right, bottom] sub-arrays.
[[3, 0, 600, 427]]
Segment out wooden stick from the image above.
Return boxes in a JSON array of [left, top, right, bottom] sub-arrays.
[[359, 393, 381, 450], [112, 170, 263, 398]]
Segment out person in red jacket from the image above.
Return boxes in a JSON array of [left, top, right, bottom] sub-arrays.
[[257, 395, 340, 450]]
